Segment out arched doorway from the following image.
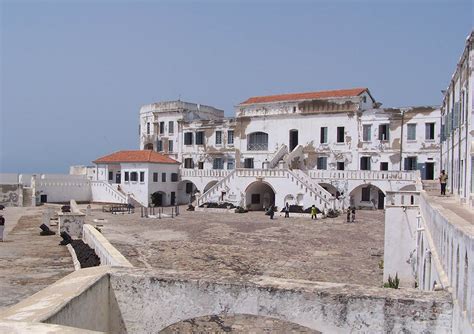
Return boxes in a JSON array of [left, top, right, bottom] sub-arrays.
[[245, 181, 275, 211], [178, 180, 199, 204], [151, 191, 166, 207], [349, 184, 385, 209], [144, 143, 154, 150]]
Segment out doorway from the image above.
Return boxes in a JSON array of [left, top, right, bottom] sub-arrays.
[[377, 191, 385, 209], [289, 130, 299, 151], [40, 194, 47, 203], [151, 191, 165, 206], [170, 192, 176, 206], [425, 162, 435, 180], [115, 172, 121, 184]]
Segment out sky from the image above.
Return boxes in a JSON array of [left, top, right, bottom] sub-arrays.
[[1, 0, 472, 173]]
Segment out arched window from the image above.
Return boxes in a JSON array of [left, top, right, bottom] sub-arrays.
[[247, 132, 268, 151]]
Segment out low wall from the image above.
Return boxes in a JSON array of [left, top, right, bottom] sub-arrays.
[[0, 267, 114, 333], [37, 175, 92, 203], [58, 213, 85, 238], [110, 268, 453, 333], [0, 184, 22, 207], [82, 224, 133, 267], [419, 192, 473, 333]]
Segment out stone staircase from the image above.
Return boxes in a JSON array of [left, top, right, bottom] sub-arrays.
[[289, 169, 336, 210], [422, 180, 440, 194], [268, 144, 288, 168]]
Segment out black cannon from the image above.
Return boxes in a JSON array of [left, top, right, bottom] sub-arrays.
[[59, 231, 73, 245], [39, 223, 55, 236]]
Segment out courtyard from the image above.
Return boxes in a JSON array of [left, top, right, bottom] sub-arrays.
[[88, 206, 385, 287]]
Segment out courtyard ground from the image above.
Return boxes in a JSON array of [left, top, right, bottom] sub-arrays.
[[87, 206, 385, 287], [0, 206, 73, 310]]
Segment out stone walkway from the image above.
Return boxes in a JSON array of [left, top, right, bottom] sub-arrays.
[[424, 193, 473, 234], [87, 206, 385, 287], [0, 207, 73, 310]]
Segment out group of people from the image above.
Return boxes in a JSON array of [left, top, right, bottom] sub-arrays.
[[265, 202, 319, 220]]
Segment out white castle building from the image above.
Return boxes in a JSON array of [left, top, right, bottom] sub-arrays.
[[136, 87, 440, 211]]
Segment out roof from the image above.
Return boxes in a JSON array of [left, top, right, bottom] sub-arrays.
[[93, 150, 179, 164], [239, 88, 370, 105]]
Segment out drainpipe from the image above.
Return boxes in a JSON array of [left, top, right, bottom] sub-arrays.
[[399, 110, 405, 171]]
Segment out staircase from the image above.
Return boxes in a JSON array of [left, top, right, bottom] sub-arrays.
[[422, 180, 440, 194], [284, 145, 304, 168], [91, 181, 128, 204], [268, 144, 288, 168], [196, 170, 237, 206], [289, 169, 336, 210]]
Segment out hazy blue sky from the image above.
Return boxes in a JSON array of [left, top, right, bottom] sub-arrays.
[[1, 0, 472, 173]]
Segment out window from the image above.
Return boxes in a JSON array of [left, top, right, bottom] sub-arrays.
[[184, 158, 194, 169], [360, 157, 371, 170], [153, 172, 158, 182], [139, 172, 145, 182], [380, 162, 389, 171], [168, 140, 173, 152], [130, 172, 138, 182], [227, 159, 235, 170], [379, 124, 389, 141], [186, 182, 193, 194], [161, 173, 166, 182], [407, 124, 417, 140], [337, 127, 345, 143], [247, 132, 268, 151], [168, 121, 174, 134], [184, 132, 193, 145], [196, 131, 205, 145], [213, 158, 224, 170], [159, 121, 165, 134], [251, 194, 260, 204], [293, 106, 297, 112], [124, 171, 129, 182], [425, 123, 435, 140], [317, 157, 327, 170], [171, 173, 178, 182], [146, 122, 150, 135], [215, 131, 222, 145], [337, 162, 344, 170], [108, 171, 113, 181], [361, 187, 370, 202], [244, 158, 254, 169], [362, 125, 371, 141], [404, 157, 417, 171], [320, 127, 328, 144], [198, 161, 204, 169], [227, 130, 234, 145], [157, 140, 163, 152]]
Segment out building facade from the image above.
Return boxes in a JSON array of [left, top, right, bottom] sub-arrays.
[[440, 31, 473, 205], [139, 88, 440, 210]]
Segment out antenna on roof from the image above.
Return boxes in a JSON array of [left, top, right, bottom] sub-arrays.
[[178, 94, 181, 101]]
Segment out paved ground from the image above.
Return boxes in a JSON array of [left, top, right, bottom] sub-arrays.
[[0, 206, 73, 310], [87, 206, 385, 287]]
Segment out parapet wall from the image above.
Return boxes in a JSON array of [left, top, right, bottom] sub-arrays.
[[82, 224, 133, 267]]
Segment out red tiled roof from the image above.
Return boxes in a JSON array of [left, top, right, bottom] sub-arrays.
[[93, 150, 179, 164], [239, 88, 369, 105]]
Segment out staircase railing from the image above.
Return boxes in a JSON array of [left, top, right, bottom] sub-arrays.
[[287, 169, 334, 210], [91, 181, 128, 204]]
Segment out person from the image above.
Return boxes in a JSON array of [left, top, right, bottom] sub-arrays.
[[351, 207, 356, 223], [439, 170, 448, 196], [311, 205, 317, 220], [267, 205, 275, 220], [284, 202, 290, 218], [346, 208, 351, 223]]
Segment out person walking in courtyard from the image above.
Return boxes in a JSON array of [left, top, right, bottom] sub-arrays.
[[346, 208, 351, 223], [311, 205, 317, 220], [439, 170, 448, 196], [284, 202, 290, 218], [351, 207, 356, 223]]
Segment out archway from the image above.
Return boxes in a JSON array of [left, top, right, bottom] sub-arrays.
[[203, 180, 218, 193], [151, 191, 166, 207], [144, 143, 154, 150], [160, 314, 320, 333], [245, 181, 275, 211], [349, 184, 385, 209], [178, 180, 199, 204]]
